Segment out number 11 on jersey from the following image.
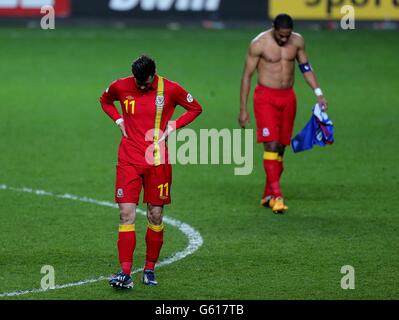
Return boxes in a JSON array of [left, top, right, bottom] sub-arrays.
[[124, 99, 135, 114]]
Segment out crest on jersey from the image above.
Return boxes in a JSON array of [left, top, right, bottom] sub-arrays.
[[156, 95, 164, 106]]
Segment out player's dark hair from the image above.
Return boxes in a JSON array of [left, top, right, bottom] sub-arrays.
[[273, 14, 294, 30], [131, 55, 156, 82]]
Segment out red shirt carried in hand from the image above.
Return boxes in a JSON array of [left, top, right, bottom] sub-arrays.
[[100, 75, 202, 166]]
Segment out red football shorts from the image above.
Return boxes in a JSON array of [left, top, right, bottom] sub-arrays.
[[115, 161, 172, 205], [253, 85, 297, 145]]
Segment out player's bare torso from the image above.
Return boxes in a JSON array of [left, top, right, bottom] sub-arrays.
[[252, 29, 303, 89]]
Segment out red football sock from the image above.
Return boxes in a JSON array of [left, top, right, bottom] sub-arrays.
[[117, 224, 136, 275], [144, 223, 164, 271], [263, 161, 272, 198], [263, 152, 282, 198], [278, 155, 284, 179]]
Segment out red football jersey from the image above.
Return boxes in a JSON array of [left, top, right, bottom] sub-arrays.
[[100, 75, 202, 165]]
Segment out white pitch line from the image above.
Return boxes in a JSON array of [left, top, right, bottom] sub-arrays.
[[0, 184, 203, 297]]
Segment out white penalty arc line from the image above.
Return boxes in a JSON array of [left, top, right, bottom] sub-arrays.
[[0, 184, 203, 297]]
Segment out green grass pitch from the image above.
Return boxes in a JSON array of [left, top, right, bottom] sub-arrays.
[[0, 26, 398, 299]]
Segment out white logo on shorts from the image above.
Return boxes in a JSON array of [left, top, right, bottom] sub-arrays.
[[262, 128, 270, 137], [117, 188, 124, 198], [187, 93, 194, 103]]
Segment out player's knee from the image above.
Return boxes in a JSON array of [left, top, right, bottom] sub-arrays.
[[148, 205, 163, 225], [265, 141, 279, 152], [119, 206, 135, 224]]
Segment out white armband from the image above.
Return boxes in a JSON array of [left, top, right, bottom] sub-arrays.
[[314, 88, 323, 97], [115, 118, 124, 125]]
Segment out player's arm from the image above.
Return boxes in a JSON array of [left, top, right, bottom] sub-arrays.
[[239, 38, 262, 128], [160, 84, 202, 141], [99, 81, 127, 137], [174, 84, 202, 129], [296, 35, 328, 110]]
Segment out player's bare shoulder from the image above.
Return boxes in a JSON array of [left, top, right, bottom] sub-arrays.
[[291, 32, 305, 49], [251, 29, 274, 45], [248, 29, 272, 55]]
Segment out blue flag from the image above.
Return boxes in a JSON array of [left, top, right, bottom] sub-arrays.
[[291, 104, 334, 153]]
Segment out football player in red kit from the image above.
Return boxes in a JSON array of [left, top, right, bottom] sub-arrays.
[[239, 14, 328, 213], [100, 55, 202, 288]]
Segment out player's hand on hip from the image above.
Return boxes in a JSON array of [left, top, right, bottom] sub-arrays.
[[118, 121, 128, 138], [317, 96, 328, 111], [239, 109, 250, 128]]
